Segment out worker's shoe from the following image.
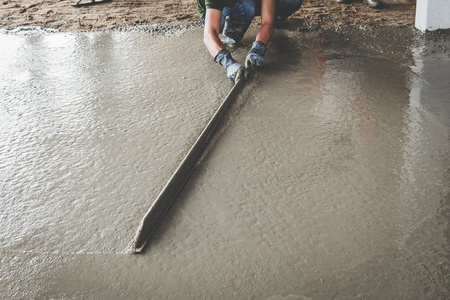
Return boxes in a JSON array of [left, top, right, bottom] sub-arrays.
[[365, 0, 383, 8], [336, 0, 349, 3], [222, 15, 248, 44]]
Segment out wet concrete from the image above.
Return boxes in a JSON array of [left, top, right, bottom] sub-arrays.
[[0, 25, 449, 298]]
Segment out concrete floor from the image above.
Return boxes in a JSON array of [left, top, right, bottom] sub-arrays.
[[0, 25, 449, 299]]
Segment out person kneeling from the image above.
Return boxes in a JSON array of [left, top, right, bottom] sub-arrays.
[[198, 0, 303, 81]]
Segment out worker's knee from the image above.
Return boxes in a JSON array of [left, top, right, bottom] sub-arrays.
[[223, 0, 256, 23], [275, 0, 303, 20]]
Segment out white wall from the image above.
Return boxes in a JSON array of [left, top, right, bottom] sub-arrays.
[[415, 0, 450, 31]]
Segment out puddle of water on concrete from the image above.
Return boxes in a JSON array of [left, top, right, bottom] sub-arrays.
[[0, 26, 449, 299]]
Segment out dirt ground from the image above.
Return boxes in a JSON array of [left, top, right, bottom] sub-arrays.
[[1, 0, 416, 31]]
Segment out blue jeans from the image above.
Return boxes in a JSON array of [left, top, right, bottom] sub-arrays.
[[200, 0, 303, 33]]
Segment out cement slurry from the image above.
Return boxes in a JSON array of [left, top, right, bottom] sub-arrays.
[[0, 26, 449, 298]]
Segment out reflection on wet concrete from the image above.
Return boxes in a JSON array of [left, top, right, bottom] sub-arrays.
[[0, 28, 228, 254], [0, 26, 449, 298]]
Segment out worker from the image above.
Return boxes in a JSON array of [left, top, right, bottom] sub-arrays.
[[198, 0, 303, 81]]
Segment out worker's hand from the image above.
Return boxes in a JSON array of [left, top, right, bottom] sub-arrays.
[[214, 49, 244, 82], [226, 62, 244, 82], [245, 41, 267, 69]]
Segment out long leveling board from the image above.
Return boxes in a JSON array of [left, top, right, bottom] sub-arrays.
[[129, 75, 246, 254]]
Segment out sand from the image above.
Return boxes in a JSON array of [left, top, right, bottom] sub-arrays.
[[1, 0, 416, 31]]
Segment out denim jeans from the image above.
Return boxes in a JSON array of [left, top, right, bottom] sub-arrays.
[[200, 0, 303, 33]]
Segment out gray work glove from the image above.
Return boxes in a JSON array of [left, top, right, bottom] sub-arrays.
[[214, 49, 244, 82], [245, 41, 267, 69]]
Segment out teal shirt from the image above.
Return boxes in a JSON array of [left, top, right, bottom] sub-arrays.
[[197, 0, 238, 18]]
